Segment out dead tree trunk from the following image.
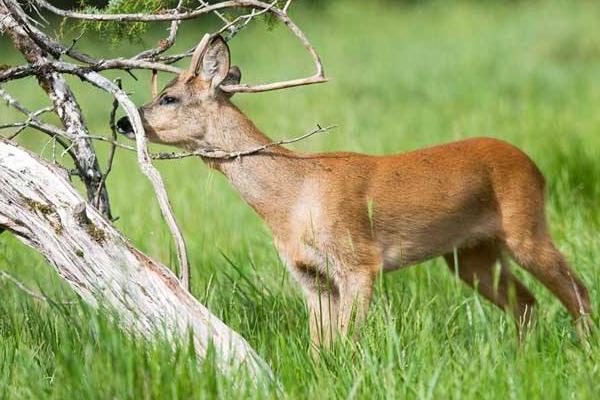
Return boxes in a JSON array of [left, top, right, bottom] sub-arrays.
[[0, 139, 273, 383]]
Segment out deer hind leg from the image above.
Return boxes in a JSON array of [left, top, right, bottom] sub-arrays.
[[504, 232, 592, 337], [444, 241, 537, 334]]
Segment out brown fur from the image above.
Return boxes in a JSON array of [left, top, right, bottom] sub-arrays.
[[119, 36, 592, 353]]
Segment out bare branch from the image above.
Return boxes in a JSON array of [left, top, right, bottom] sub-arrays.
[[0, 63, 38, 82], [71, 124, 335, 161], [3, 1, 326, 93], [33, 0, 327, 94], [62, 64, 192, 291], [0, 59, 181, 85], [3, 63, 334, 162], [84, 58, 182, 74], [1, 120, 62, 138], [153, 49, 194, 64], [151, 124, 337, 160], [221, 75, 328, 93], [35, 0, 269, 22], [5, 105, 52, 139], [2, 63, 191, 289], [1, 86, 52, 117]]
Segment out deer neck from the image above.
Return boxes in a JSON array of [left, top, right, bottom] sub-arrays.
[[201, 103, 305, 220]]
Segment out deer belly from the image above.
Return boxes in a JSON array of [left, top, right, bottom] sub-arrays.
[[378, 212, 499, 271], [381, 244, 441, 271]]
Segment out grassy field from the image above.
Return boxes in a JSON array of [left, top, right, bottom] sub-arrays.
[[2, 0, 600, 398]]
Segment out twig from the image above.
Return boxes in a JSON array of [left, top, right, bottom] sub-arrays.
[[0, 270, 77, 305], [153, 48, 194, 64], [94, 78, 121, 215], [134, 0, 185, 60], [152, 124, 337, 160], [214, 124, 336, 158], [63, 31, 84, 55], [6, 106, 53, 139], [198, 0, 233, 27], [3, 1, 179, 76], [0, 63, 39, 83], [3, 1, 327, 93], [22, 0, 48, 25], [214, 0, 277, 41], [4, 61, 191, 281], [1, 120, 67, 139], [0, 87, 77, 160], [6, 125, 26, 139], [1, 119, 335, 163]]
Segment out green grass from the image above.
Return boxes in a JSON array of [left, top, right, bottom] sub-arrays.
[[2, 0, 600, 398]]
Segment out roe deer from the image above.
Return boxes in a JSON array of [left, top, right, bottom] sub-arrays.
[[117, 35, 592, 352]]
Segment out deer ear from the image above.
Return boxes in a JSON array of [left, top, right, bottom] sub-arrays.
[[200, 36, 230, 90]]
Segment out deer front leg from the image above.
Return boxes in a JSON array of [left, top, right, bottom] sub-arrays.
[[337, 270, 375, 340], [304, 285, 339, 355], [292, 264, 340, 355]]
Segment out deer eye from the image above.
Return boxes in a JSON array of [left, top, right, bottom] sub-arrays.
[[159, 95, 178, 105]]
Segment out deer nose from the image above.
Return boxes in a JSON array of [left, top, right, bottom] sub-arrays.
[[116, 116, 133, 136]]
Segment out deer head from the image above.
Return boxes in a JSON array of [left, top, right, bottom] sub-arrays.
[[116, 35, 241, 150]]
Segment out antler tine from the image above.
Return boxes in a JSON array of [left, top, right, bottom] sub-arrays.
[[188, 33, 213, 75]]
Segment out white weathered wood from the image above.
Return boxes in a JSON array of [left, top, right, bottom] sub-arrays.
[[0, 139, 273, 383]]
